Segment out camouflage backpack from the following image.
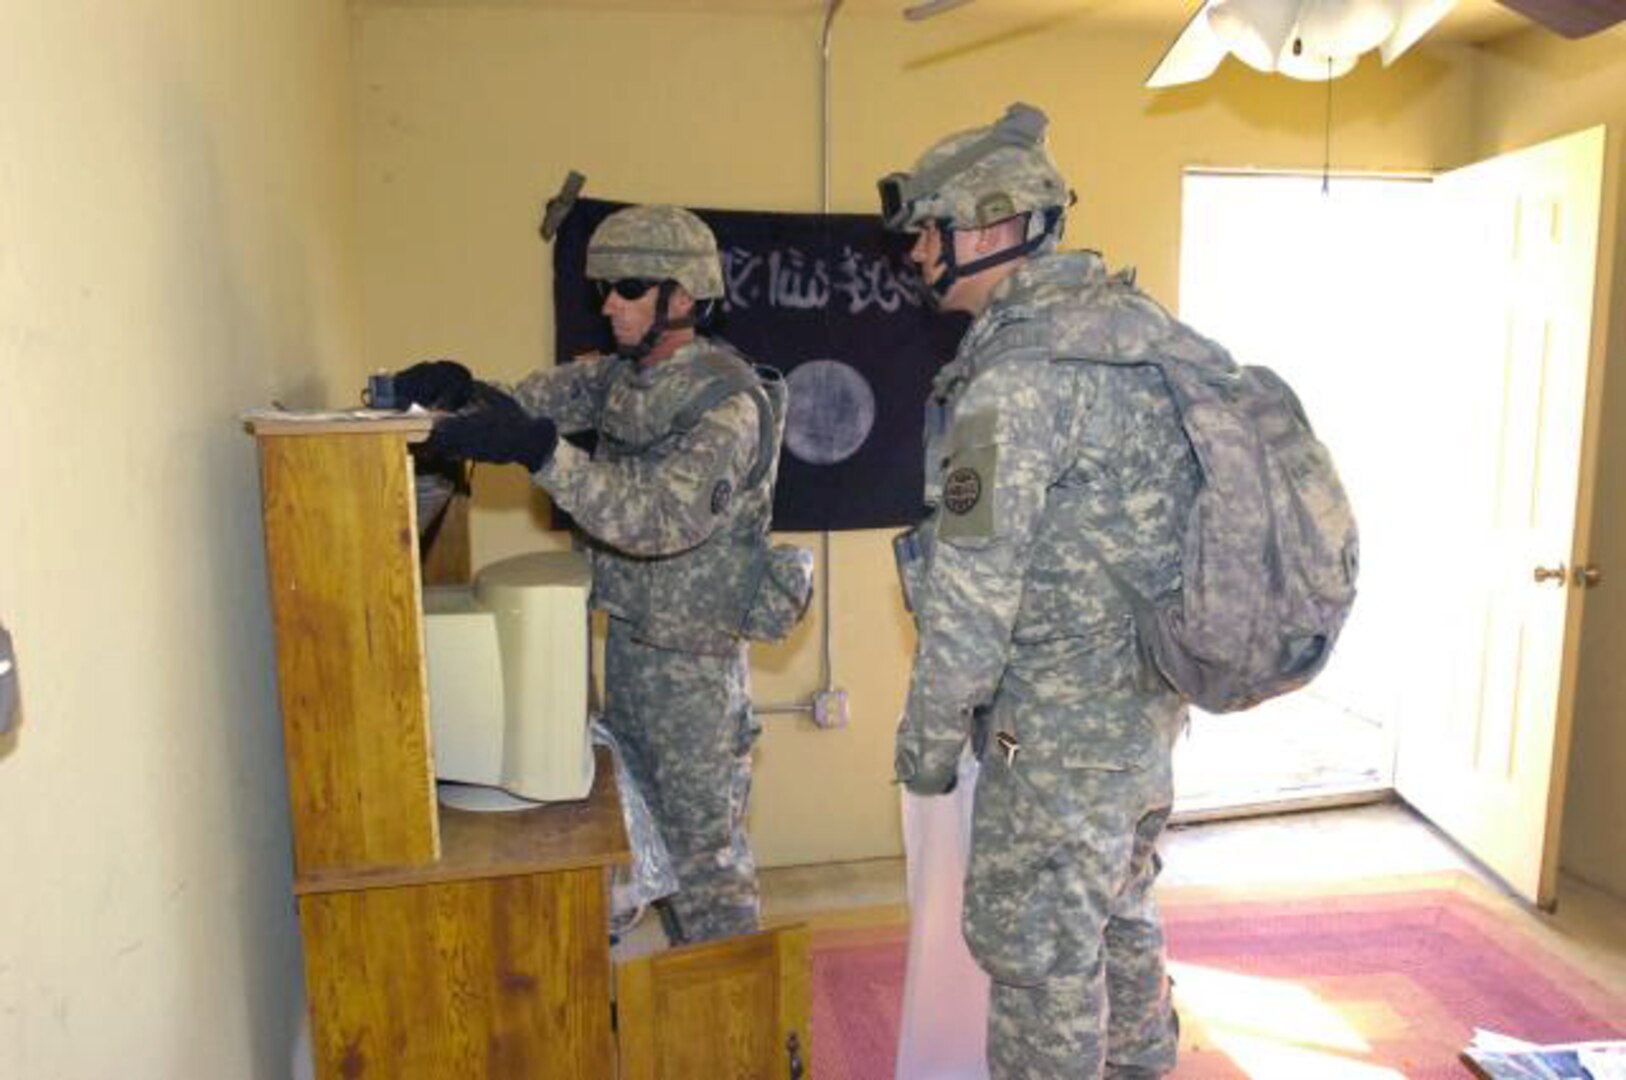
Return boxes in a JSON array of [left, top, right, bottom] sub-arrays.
[[1063, 277, 1360, 713]]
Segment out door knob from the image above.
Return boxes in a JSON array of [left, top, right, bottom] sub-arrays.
[[1533, 565, 1568, 585], [1572, 564, 1603, 588]]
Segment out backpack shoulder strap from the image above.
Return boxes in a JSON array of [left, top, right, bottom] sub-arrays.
[[1043, 271, 1237, 378], [674, 346, 781, 492]]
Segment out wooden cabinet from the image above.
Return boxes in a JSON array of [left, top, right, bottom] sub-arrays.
[[248, 417, 628, 1079], [248, 414, 811, 1079]]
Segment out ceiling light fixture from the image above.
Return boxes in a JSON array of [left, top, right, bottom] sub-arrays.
[[1147, 0, 1458, 88]]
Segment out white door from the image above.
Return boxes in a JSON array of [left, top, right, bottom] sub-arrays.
[[1394, 126, 1607, 909]]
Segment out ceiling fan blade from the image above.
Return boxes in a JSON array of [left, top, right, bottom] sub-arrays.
[[1495, 0, 1626, 38], [903, 0, 979, 20], [1380, 0, 1459, 65], [1146, 1, 1229, 89]]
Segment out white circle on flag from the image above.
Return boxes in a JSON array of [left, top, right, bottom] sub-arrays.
[[784, 359, 876, 466]]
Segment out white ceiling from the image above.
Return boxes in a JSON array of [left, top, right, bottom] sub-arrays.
[[354, 0, 1530, 45]]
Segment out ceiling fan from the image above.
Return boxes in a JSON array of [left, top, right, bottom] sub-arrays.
[[901, 0, 1626, 87]]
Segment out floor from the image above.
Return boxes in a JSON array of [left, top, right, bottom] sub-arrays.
[[606, 799, 1626, 1080], [614, 800, 1626, 1017], [1173, 693, 1393, 814], [746, 801, 1626, 1003]]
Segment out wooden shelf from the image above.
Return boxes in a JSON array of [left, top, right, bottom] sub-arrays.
[[244, 412, 432, 439], [295, 747, 630, 896]]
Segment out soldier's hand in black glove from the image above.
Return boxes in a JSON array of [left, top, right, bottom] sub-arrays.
[[393, 359, 475, 411], [428, 391, 559, 472]]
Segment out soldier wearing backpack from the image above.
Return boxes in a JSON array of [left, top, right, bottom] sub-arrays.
[[880, 103, 1201, 1079]]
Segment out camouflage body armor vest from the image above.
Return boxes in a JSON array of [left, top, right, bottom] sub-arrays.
[[900, 253, 1197, 643], [589, 342, 787, 656]]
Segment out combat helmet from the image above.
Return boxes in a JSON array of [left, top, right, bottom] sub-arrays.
[[584, 204, 725, 359], [878, 103, 1073, 297], [586, 204, 725, 300]]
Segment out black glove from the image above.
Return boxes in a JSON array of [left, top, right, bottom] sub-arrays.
[[428, 391, 559, 472], [393, 359, 474, 411]]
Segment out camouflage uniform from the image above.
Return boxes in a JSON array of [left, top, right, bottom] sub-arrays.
[[886, 108, 1198, 1079], [511, 206, 783, 943]]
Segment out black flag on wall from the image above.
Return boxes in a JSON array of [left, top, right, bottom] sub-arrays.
[[552, 197, 969, 532]]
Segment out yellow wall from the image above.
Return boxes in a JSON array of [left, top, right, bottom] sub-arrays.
[[1473, 27, 1626, 899], [0, 1, 362, 1076], [354, 5, 1480, 867]]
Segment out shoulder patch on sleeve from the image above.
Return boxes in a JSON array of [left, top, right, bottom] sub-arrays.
[[943, 467, 983, 515], [937, 442, 1000, 544], [710, 478, 734, 515]]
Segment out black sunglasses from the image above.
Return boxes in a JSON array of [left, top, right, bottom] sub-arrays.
[[594, 279, 661, 302]]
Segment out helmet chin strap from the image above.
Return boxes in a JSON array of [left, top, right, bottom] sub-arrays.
[[927, 208, 1064, 303], [619, 280, 698, 361]]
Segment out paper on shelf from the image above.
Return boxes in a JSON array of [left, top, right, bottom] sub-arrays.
[[239, 404, 432, 424]]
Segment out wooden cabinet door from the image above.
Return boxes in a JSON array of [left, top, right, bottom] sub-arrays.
[[617, 925, 811, 1080], [301, 869, 615, 1080]]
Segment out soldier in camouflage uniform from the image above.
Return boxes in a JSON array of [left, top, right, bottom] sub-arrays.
[[393, 205, 783, 944], [880, 104, 1200, 1078]]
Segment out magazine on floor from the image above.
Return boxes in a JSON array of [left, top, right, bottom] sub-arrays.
[[1463, 1028, 1626, 1080]]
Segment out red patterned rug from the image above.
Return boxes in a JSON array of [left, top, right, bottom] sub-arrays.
[[812, 881, 1626, 1079]]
